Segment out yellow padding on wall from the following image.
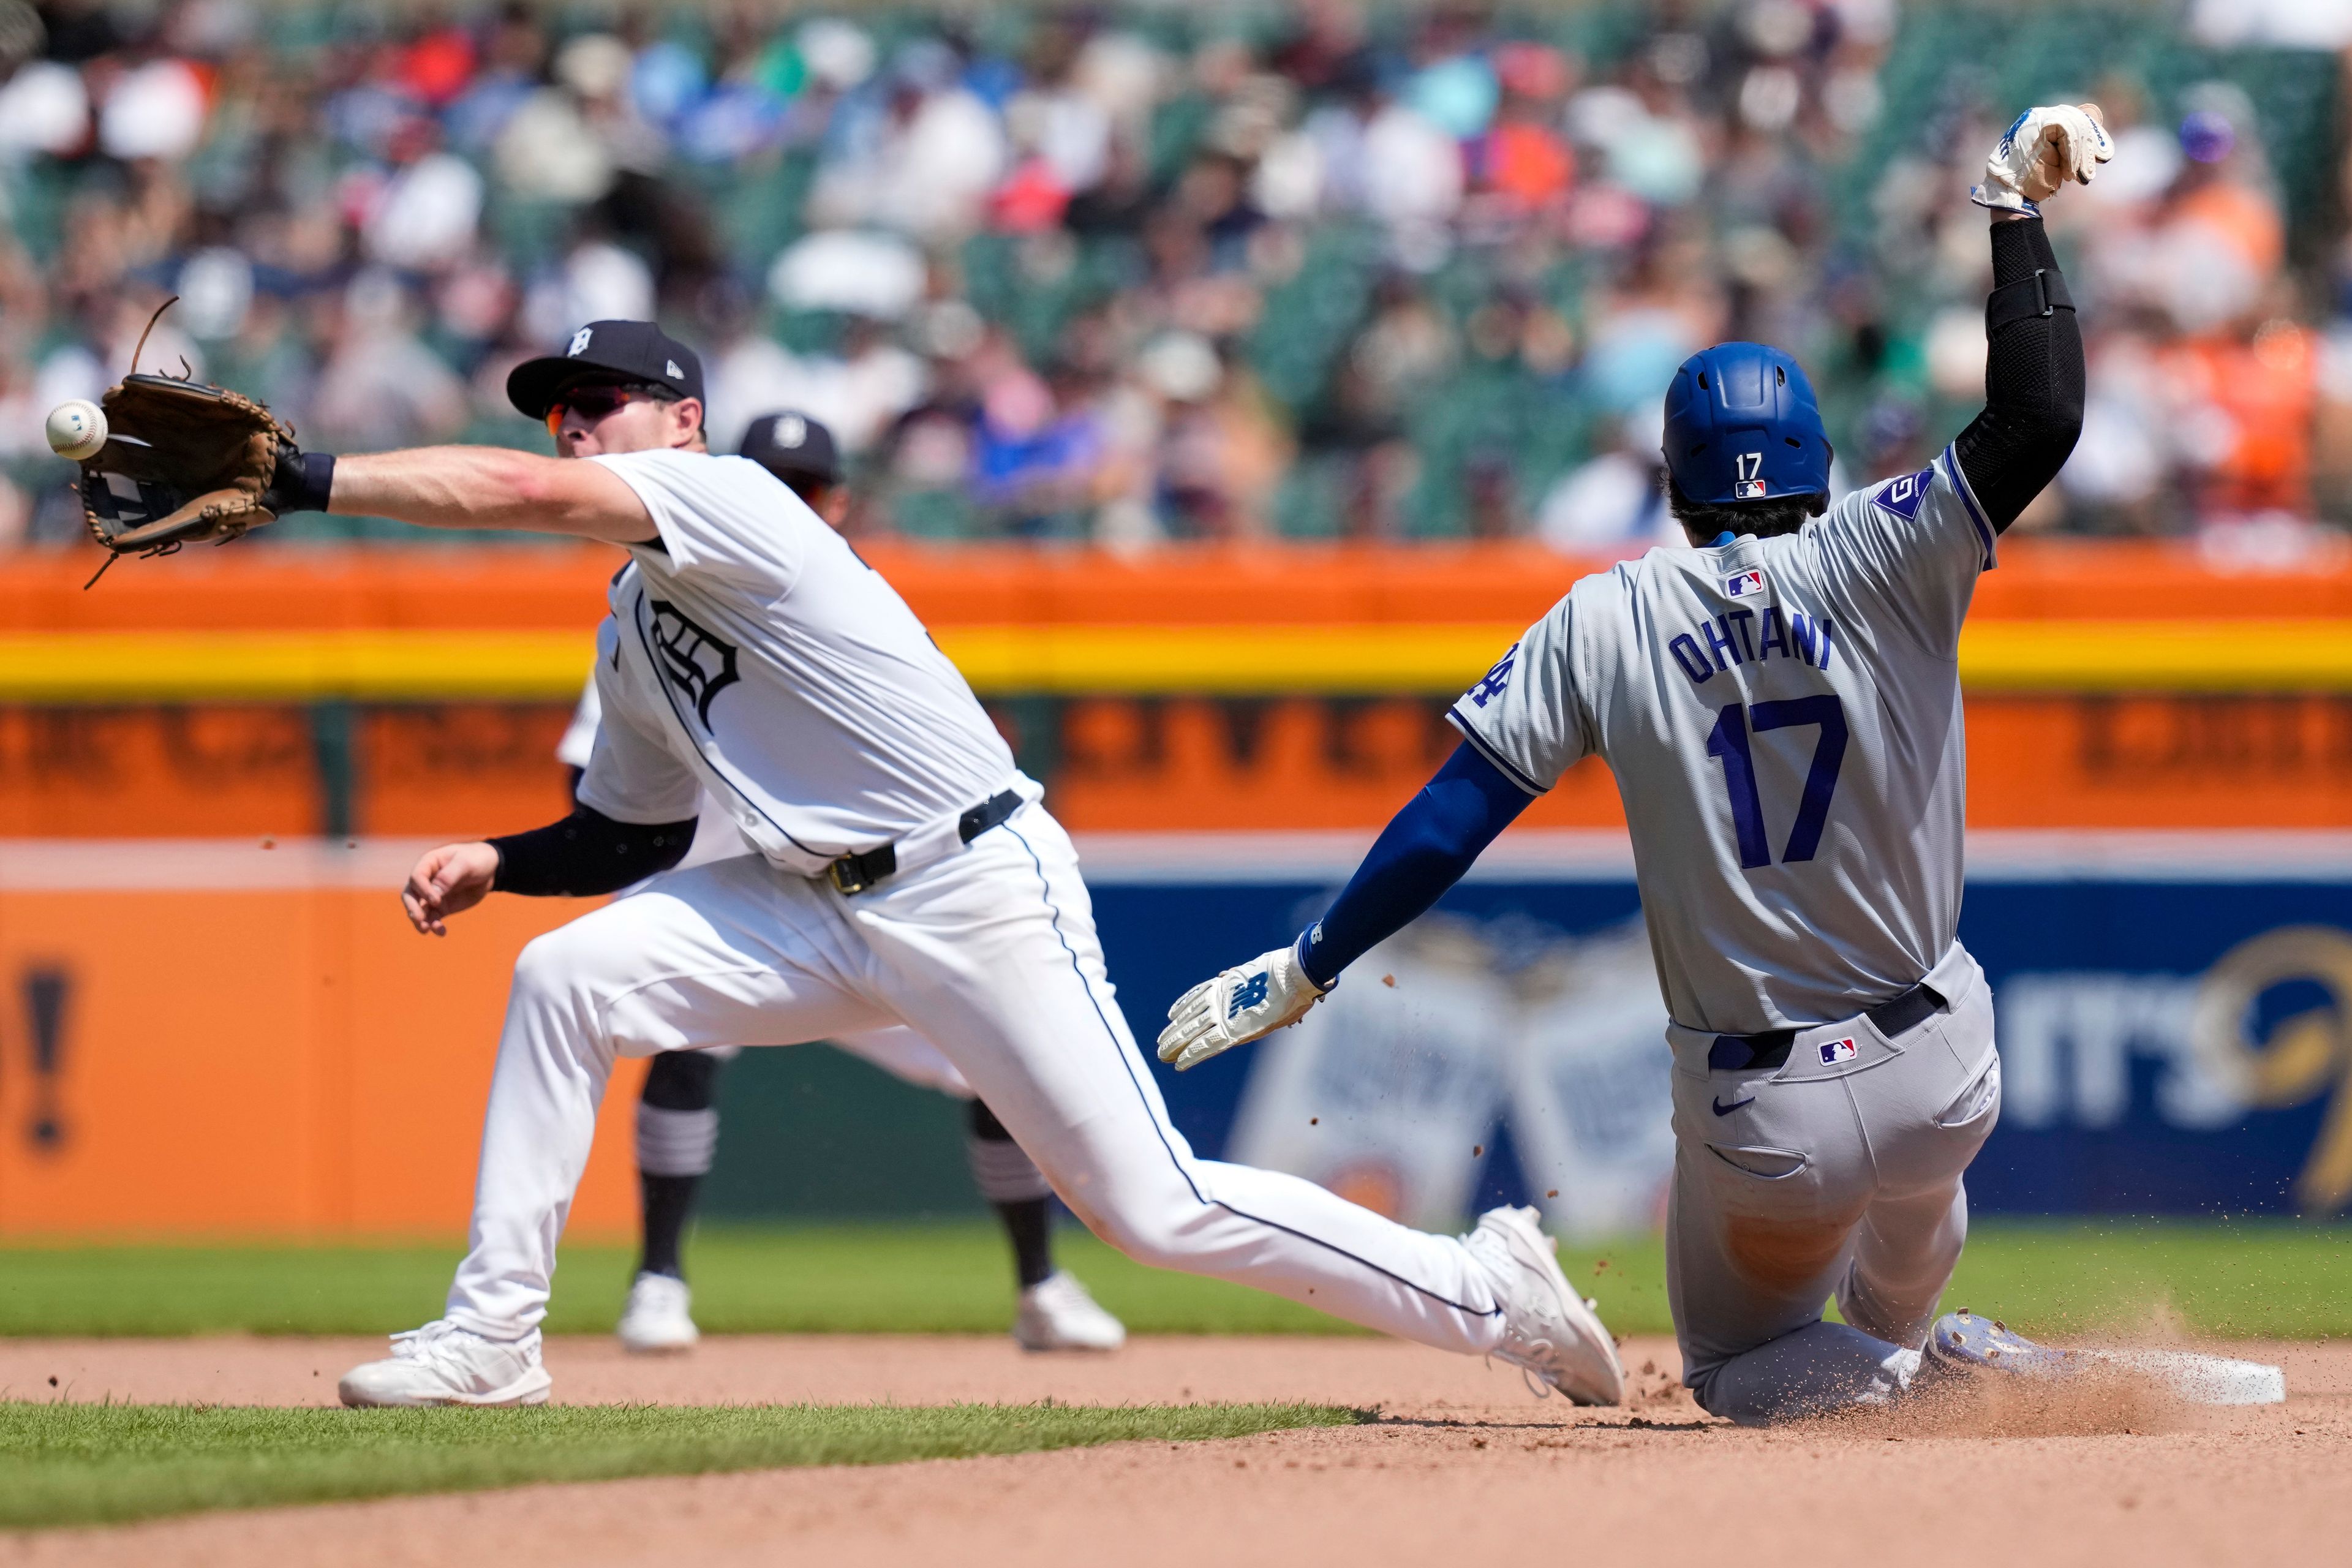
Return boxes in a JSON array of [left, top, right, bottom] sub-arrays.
[[0, 620, 2345, 700]]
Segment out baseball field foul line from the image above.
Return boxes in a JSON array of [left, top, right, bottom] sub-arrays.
[[0, 620, 2346, 699]]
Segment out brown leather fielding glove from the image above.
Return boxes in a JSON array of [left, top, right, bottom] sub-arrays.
[[78, 374, 303, 556]]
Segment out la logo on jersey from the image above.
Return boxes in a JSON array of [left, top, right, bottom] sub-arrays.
[[1818, 1037, 1858, 1066], [649, 598, 741, 726], [1725, 568, 1767, 599], [1465, 642, 1519, 708], [1872, 469, 1934, 522]]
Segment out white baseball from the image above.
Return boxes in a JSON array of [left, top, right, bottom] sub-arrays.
[[46, 399, 107, 462]]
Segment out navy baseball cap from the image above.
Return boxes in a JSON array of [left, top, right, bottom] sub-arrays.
[[507, 320, 706, 420], [739, 411, 842, 485]]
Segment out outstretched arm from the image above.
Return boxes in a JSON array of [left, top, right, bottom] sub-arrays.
[[1155, 743, 1531, 1071], [1298, 743, 1533, 987], [1954, 103, 2108, 530], [323, 447, 659, 543], [1953, 213, 2086, 532]]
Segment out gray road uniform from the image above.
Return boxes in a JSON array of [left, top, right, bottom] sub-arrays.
[[1450, 445, 2005, 1423]]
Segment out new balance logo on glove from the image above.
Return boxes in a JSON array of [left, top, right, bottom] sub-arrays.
[[1159, 945, 1330, 1072], [1228, 973, 1270, 1018]]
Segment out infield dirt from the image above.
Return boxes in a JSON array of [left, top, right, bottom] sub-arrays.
[[4, 1333, 2346, 1567]]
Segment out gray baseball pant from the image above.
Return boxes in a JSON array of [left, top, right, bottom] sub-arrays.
[[1665, 949, 2001, 1425]]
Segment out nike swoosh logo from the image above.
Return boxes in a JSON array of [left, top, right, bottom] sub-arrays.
[[1711, 1096, 1756, 1117]]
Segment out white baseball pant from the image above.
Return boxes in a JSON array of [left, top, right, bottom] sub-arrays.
[[1665, 948, 2002, 1423], [445, 802, 1509, 1351]]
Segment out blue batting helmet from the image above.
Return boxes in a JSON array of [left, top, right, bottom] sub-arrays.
[[1660, 342, 1831, 507]]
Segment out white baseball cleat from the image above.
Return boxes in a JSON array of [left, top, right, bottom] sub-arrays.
[[1921, 1308, 2084, 1381], [1464, 1205, 1624, 1406], [616, 1271, 701, 1354], [337, 1320, 552, 1408], [1013, 1271, 1127, 1352]]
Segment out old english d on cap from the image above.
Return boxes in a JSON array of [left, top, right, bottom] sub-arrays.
[[507, 321, 706, 420]]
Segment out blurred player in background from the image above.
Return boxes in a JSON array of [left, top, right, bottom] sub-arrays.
[[556, 410, 1126, 1355], [1159, 105, 2111, 1423]]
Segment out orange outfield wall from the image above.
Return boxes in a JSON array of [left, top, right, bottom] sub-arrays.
[[2, 540, 2351, 835], [0, 868, 644, 1238], [1039, 692, 2352, 831]]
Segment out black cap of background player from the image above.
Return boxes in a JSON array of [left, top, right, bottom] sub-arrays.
[[505, 320, 707, 420], [739, 410, 841, 486]]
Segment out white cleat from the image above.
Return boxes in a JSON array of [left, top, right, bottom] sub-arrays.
[[337, 1320, 552, 1408], [1014, 1271, 1127, 1352], [616, 1271, 701, 1354], [1464, 1205, 1624, 1406]]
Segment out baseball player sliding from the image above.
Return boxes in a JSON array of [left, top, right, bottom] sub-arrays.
[[167, 317, 1619, 1407], [1159, 105, 2112, 1423], [560, 410, 1124, 1355]]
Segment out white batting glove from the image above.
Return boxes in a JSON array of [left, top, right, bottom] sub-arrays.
[[1973, 102, 2113, 213], [1156, 944, 1330, 1072]]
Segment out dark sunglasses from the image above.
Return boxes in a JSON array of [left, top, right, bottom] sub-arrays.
[[546, 382, 673, 438]]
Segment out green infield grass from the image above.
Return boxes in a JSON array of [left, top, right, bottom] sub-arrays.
[[0, 1219, 2345, 1340], [0, 1400, 1362, 1531]]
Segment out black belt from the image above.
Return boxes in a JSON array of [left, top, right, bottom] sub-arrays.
[[1706, 981, 1946, 1072], [826, 790, 1023, 895]]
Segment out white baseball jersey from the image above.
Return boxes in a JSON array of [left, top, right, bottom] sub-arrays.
[[557, 674, 753, 869], [1451, 445, 1997, 1034], [578, 449, 1017, 874]]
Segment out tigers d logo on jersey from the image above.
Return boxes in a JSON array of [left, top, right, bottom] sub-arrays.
[[649, 598, 740, 726]]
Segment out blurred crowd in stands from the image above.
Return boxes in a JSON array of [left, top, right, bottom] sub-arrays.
[[3, 0, 2352, 554]]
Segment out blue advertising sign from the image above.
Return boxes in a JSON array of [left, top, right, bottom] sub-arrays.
[[1080, 832, 2352, 1234]]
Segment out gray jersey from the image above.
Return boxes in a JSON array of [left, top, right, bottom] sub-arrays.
[[1452, 445, 1997, 1034]]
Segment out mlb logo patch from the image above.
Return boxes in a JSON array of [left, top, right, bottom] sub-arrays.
[[1733, 478, 1768, 500], [1817, 1037, 1858, 1066], [1725, 569, 1766, 599]]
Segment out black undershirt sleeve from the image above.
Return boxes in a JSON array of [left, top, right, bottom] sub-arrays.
[[1953, 215, 2087, 532], [489, 806, 698, 897]]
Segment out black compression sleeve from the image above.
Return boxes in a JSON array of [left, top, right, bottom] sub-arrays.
[[1953, 216, 2086, 532], [488, 806, 697, 897]]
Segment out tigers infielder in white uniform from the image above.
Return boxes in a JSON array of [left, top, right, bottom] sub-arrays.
[[555, 407, 1126, 1357], [314, 318, 1619, 1406], [1159, 105, 2111, 1423]]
